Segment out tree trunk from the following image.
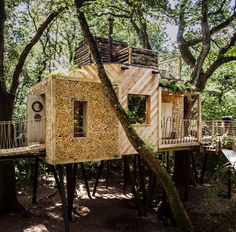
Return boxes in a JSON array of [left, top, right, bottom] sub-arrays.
[[173, 151, 191, 201], [0, 89, 20, 213], [0, 161, 19, 213], [173, 97, 192, 201], [0, 88, 14, 121]]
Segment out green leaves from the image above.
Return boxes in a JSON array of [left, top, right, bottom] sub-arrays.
[[159, 79, 195, 93]]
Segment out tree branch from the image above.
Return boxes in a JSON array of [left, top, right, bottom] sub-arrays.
[[94, 11, 129, 18], [219, 31, 236, 56], [191, 0, 211, 83], [185, 11, 236, 47], [177, 0, 196, 67], [10, 6, 66, 95], [0, 0, 5, 90], [197, 56, 236, 91], [208, 0, 226, 17]]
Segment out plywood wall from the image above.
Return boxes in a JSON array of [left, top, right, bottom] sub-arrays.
[[117, 66, 160, 155]]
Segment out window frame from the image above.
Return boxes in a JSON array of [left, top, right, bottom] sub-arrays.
[[127, 94, 151, 125], [73, 100, 88, 138]]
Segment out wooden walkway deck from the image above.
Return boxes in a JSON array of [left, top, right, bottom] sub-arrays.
[[0, 144, 46, 159], [221, 149, 236, 169]]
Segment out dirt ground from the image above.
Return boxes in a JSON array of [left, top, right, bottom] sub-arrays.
[[0, 177, 235, 232]]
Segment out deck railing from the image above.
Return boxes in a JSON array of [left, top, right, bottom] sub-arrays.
[[0, 118, 45, 149], [75, 38, 182, 77], [158, 52, 182, 79], [113, 47, 158, 68], [160, 117, 198, 145], [202, 120, 236, 141]]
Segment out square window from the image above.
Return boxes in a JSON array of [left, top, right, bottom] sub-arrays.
[[128, 94, 150, 124]]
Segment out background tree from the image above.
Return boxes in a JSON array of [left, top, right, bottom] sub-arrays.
[[0, 0, 66, 212], [149, 0, 236, 199], [202, 63, 236, 119]]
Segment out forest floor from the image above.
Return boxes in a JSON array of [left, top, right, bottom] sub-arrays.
[[0, 176, 235, 232]]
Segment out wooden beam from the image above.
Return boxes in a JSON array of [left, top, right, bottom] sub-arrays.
[[158, 87, 162, 148]]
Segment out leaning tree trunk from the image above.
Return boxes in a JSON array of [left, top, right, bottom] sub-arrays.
[[0, 89, 20, 213], [75, 4, 193, 231]]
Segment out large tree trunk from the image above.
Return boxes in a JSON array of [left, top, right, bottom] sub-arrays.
[[0, 89, 20, 213], [173, 151, 191, 201], [0, 5, 65, 213], [172, 97, 193, 200], [0, 161, 19, 213]]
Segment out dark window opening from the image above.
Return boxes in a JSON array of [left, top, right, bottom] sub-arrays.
[[128, 94, 150, 124], [74, 101, 87, 137]]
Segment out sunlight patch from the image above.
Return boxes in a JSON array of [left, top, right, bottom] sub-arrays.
[[23, 224, 49, 232]]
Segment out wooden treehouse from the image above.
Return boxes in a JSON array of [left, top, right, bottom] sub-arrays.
[[0, 37, 236, 232], [23, 37, 201, 164]]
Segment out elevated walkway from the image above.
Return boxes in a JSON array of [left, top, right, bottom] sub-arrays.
[[0, 144, 45, 159], [0, 119, 45, 159]]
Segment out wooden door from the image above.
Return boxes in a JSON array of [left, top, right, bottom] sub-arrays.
[[27, 95, 46, 144], [161, 103, 173, 138]]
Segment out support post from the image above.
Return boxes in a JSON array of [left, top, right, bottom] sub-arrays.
[[66, 164, 78, 221], [227, 168, 232, 199], [92, 160, 104, 196], [200, 153, 208, 185], [80, 162, 92, 199], [125, 156, 143, 216], [52, 165, 70, 232], [191, 151, 199, 184], [166, 152, 170, 173], [123, 156, 128, 194], [145, 171, 156, 211], [32, 157, 39, 204], [137, 155, 147, 216], [105, 160, 109, 189]]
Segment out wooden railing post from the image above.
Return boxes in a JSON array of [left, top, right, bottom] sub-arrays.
[[197, 94, 202, 143], [178, 55, 182, 79], [128, 47, 132, 65], [158, 87, 162, 147], [212, 120, 215, 139]]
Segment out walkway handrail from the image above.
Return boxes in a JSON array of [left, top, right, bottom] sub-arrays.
[[0, 118, 45, 149]]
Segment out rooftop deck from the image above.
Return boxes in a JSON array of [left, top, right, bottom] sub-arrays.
[[75, 37, 182, 78]]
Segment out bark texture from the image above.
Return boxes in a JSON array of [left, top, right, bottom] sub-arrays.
[[75, 2, 193, 230]]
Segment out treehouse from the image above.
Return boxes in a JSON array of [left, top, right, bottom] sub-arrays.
[[25, 37, 201, 164]]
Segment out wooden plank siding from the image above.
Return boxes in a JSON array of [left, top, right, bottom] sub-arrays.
[[77, 64, 160, 156], [117, 65, 159, 155]]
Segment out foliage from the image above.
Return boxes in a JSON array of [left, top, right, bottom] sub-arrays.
[[159, 79, 196, 93], [127, 95, 147, 124], [202, 63, 236, 120]]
